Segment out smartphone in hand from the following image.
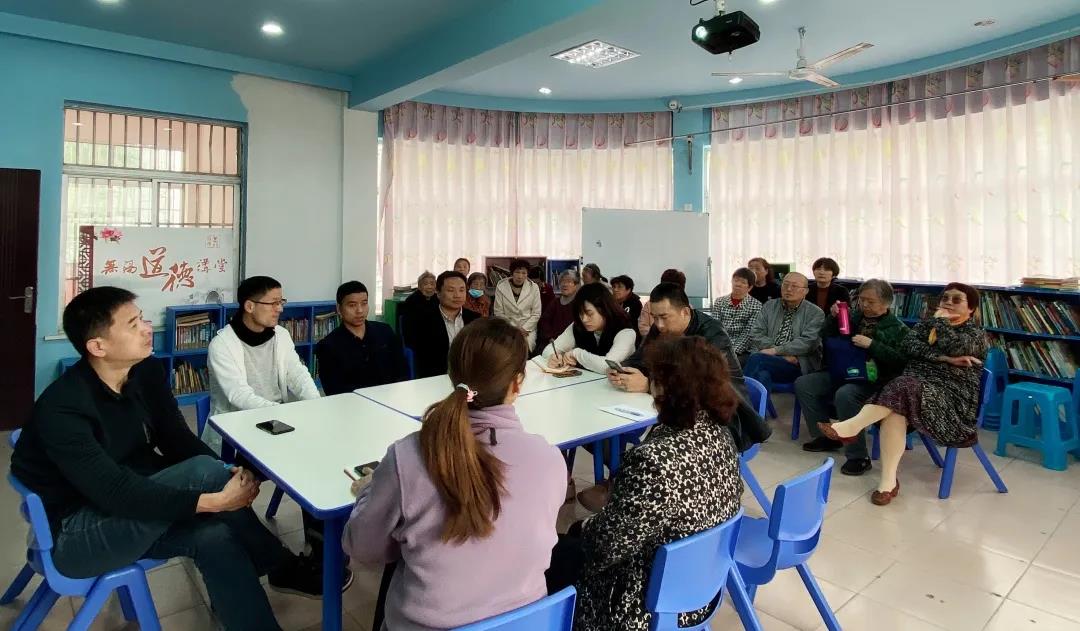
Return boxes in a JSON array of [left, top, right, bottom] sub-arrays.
[[605, 359, 632, 374], [354, 461, 380, 477]]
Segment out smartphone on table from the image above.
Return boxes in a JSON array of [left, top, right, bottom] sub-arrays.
[[255, 420, 295, 435], [606, 359, 632, 374]]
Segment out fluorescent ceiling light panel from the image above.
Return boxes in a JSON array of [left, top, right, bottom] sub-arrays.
[[552, 40, 639, 68]]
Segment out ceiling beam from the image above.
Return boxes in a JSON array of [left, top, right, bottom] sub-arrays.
[[347, 0, 622, 111]]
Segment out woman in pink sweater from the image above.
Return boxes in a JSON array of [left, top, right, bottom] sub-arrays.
[[343, 318, 566, 630]]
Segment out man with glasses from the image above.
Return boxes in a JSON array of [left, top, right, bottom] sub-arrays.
[[208, 276, 352, 594], [744, 271, 826, 397]]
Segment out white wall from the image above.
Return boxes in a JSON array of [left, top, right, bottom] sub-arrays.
[[233, 74, 346, 301], [342, 110, 379, 290]]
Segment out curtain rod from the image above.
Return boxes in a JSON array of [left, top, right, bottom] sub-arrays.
[[626, 73, 1075, 146]]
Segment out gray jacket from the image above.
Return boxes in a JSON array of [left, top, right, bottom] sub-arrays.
[[748, 299, 825, 375]]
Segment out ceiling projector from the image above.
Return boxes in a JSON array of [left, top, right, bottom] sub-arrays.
[[691, 10, 760, 55]]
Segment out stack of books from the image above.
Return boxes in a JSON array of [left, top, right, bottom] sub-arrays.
[[172, 361, 209, 395], [987, 334, 1079, 379], [174, 312, 214, 351], [281, 318, 310, 343], [313, 311, 339, 342], [980, 293, 1080, 336], [1020, 276, 1080, 291]]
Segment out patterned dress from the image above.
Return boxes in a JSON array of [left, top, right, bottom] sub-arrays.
[[872, 318, 988, 447], [575, 412, 743, 631]]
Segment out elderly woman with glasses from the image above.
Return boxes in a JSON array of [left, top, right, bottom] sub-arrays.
[[820, 283, 988, 506]]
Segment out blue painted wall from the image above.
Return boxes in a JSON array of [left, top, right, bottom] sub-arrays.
[[672, 108, 708, 212], [0, 33, 248, 395]]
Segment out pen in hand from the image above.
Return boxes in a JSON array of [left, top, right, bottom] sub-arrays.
[[343, 468, 358, 481]]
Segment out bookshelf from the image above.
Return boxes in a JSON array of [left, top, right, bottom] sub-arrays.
[[58, 300, 339, 405], [836, 279, 1080, 387]]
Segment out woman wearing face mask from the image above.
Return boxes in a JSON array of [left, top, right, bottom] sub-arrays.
[[465, 272, 491, 317], [541, 283, 635, 374], [820, 283, 988, 506]]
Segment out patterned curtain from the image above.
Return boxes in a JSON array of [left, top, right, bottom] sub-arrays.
[[380, 103, 672, 292], [708, 36, 1080, 292]]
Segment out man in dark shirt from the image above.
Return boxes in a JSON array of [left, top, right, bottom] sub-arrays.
[[315, 281, 409, 395], [10, 287, 320, 631]]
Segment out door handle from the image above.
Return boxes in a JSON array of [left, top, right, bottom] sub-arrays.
[[7, 286, 33, 313]]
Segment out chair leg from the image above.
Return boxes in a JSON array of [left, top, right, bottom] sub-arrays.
[[790, 400, 801, 440], [871, 429, 880, 461], [592, 440, 605, 484], [10, 582, 59, 631], [938, 447, 959, 499], [118, 585, 138, 621], [122, 571, 162, 631], [0, 563, 34, 605], [740, 461, 773, 516], [795, 563, 842, 631], [70, 581, 117, 631], [726, 571, 765, 631], [972, 445, 1008, 494], [920, 433, 945, 468], [766, 397, 777, 420], [265, 487, 285, 520]]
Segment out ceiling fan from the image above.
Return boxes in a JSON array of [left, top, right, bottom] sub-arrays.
[[712, 26, 873, 88]]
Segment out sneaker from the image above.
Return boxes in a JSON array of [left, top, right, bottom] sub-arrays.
[[577, 481, 611, 512], [268, 554, 353, 599], [841, 458, 873, 476], [802, 436, 843, 452]]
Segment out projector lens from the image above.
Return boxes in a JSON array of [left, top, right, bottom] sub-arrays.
[[693, 25, 708, 40]]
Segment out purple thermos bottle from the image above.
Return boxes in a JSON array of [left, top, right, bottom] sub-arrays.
[[837, 301, 851, 335]]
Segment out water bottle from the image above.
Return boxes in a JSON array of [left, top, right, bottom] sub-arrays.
[[837, 301, 851, 335]]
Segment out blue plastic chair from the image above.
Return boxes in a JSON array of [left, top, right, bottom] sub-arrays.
[[734, 458, 841, 631], [645, 508, 763, 631], [5, 468, 166, 631], [1, 429, 35, 608], [995, 369, 1080, 471], [981, 348, 1008, 430], [765, 382, 802, 440], [741, 378, 772, 515], [195, 394, 211, 438], [453, 586, 576, 630], [403, 346, 416, 380]]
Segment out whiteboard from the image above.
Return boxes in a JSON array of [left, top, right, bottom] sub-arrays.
[[77, 226, 236, 326], [581, 208, 711, 298]]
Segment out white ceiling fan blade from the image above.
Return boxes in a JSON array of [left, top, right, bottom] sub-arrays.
[[711, 71, 787, 77], [810, 43, 873, 70], [800, 71, 840, 87]]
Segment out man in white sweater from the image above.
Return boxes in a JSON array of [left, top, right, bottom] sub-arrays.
[[493, 259, 542, 352], [207, 276, 350, 590]]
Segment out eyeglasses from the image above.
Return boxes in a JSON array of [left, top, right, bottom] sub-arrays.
[[252, 299, 288, 308], [939, 294, 966, 305]]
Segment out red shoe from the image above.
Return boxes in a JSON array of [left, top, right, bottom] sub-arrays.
[[870, 480, 900, 506], [817, 422, 858, 446]]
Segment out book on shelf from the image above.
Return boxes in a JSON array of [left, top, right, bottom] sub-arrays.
[[171, 361, 209, 395], [1020, 276, 1080, 291], [313, 311, 340, 342], [980, 293, 1080, 336], [174, 312, 214, 351], [280, 318, 310, 343], [987, 333, 1079, 379]]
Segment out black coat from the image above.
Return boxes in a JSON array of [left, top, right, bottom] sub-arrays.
[[404, 305, 482, 378]]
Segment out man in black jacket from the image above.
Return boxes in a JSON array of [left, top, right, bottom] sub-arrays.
[[316, 281, 409, 394], [613, 282, 744, 392], [11, 287, 321, 631], [403, 271, 481, 378]]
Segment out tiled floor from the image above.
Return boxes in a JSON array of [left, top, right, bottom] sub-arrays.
[[2, 395, 1080, 631]]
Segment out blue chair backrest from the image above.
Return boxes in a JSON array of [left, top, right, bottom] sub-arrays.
[[403, 347, 416, 380], [8, 428, 20, 449], [1072, 369, 1080, 420], [645, 508, 744, 629], [975, 368, 992, 430], [195, 394, 211, 437], [453, 586, 576, 630], [744, 377, 767, 419], [984, 348, 1008, 412], [767, 458, 833, 568]]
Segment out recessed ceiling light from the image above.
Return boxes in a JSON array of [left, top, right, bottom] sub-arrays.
[[729, 76, 744, 84], [760, 0, 779, 3], [552, 40, 639, 68], [974, 19, 996, 27], [97, 0, 122, 4], [538, 87, 552, 95], [261, 21, 284, 36]]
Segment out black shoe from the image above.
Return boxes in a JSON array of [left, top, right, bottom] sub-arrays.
[[802, 436, 843, 452], [841, 458, 873, 476], [268, 554, 353, 599]]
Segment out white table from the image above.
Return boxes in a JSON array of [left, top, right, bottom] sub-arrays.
[[208, 394, 419, 631], [356, 358, 606, 418]]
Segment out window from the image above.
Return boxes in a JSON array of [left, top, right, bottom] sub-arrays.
[[59, 105, 243, 318]]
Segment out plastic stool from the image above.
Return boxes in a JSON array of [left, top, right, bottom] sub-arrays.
[[995, 381, 1079, 471]]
